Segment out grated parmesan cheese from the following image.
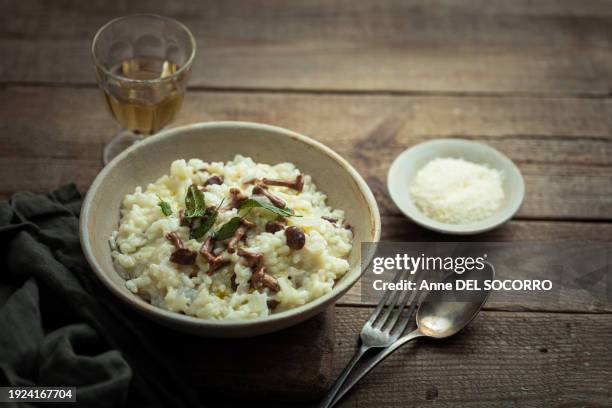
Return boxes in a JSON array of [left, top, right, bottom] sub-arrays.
[[409, 157, 504, 224]]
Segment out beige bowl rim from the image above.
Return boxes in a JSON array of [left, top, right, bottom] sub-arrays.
[[80, 121, 381, 331]]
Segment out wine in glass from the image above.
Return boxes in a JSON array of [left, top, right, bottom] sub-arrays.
[[91, 14, 196, 163]]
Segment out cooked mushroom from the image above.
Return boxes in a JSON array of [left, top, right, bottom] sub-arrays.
[[267, 299, 280, 309], [242, 177, 260, 185], [285, 226, 306, 250], [252, 184, 286, 209], [227, 219, 256, 253], [199, 236, 230, 273], [179, 210, 193, 227], [225, 187, 248, 210], [262, 173, 304, 192], [166, 231, 182, 248], [265, 220, 285, 233], [237, 247, 279, 293], [251, 265, 280, 292], [165, 232, 197, 265], [321, 215, 338, 224], [199, 235, 214, 258], [230, 273, 238, 291], [237, 247, 263, 269], [204, 175, 224, 186]]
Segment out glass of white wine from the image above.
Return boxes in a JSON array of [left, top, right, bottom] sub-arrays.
[[91, 14, 196, 164]]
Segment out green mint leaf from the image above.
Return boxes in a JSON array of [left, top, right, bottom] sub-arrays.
[[189, 199, 224, 240], [157, 196, 172, 216], [184, 185, 206, 218], [239, 198, 297, 218], [214, 217, 242, 241], [190, 211, 218, 239]]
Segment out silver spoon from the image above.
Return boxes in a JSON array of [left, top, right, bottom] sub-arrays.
[[330, 263, 495, 405]]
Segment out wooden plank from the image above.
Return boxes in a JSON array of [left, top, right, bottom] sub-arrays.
[[331, 307, 612, 408], [338, 217, 612, 313], [169, 308, 334, 401], [380, 216, 612, 242], [3, 0, 612, 94], [1, 86, 611, 220]]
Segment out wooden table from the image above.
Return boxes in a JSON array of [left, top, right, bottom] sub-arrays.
[[1, 1, 611, 406]]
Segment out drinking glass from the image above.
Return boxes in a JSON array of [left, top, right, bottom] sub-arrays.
[[91, 14, 196, 163]]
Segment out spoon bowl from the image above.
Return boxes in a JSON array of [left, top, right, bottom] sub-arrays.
[[417, 264, 495, 339]]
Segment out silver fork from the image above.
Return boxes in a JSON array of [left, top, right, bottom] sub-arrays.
[[318, 269, 423, 408]]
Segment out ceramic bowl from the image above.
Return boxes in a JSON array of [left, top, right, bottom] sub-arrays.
[[387, 139, 524, 234], [80, 121, 381, 337]]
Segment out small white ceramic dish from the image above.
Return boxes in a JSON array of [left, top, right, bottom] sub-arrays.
[[387, 139, 524, 235]]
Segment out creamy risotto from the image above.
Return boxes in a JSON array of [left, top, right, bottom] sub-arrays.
[[110, 155, 353, 320]]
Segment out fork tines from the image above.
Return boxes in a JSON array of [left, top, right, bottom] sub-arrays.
[[366, 268, 424, 338]]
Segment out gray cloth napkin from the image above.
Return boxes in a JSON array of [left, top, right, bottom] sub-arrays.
[[0, 185, 200, 407]]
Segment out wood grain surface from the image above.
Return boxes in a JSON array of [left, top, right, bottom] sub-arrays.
[[1, 86, 611, 220], [339, 217, 612, 312], [204, 307, 612, 407], [171, 309, 334, 402], [331, 307, 612, 408], [3, 0, 612, 95]]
